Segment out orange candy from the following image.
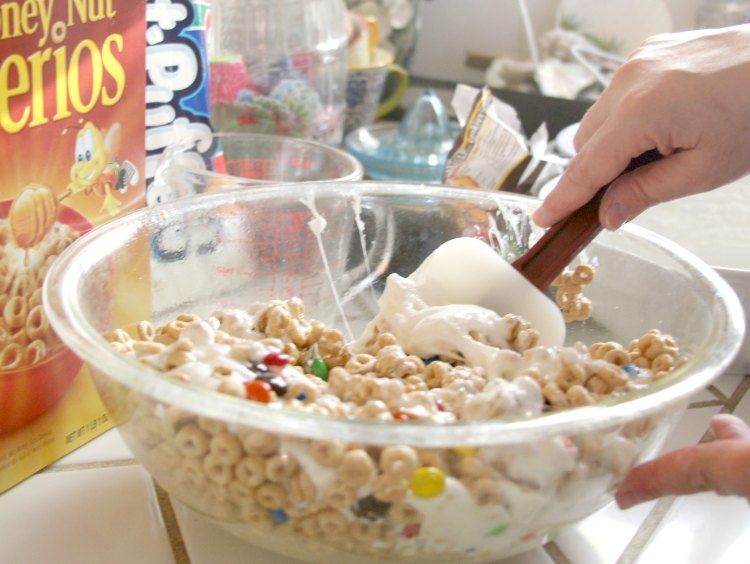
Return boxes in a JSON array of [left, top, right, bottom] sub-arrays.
[[244, 379, 273, 403]]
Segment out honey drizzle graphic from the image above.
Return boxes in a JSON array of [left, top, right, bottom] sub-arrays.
[[8, 185, 71, 265], [8, 119, 136, 264]]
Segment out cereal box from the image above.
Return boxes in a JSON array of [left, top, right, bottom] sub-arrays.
[[0, 0, 148, 493]]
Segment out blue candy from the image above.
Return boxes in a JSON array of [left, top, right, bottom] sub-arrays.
[[271, 509, 288, 524]]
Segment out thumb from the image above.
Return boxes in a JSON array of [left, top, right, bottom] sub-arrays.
[[710, 414, 750, 441], [615, 415, 750, 509], [599, 149, 721, 230]]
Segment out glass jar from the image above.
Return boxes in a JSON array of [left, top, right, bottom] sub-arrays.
[[208, 0, 348, 146]]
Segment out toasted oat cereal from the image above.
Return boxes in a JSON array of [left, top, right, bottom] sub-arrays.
[[112, 294, 677, 423], [108, 247, 685, 561]]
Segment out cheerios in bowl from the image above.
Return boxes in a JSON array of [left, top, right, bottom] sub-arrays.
[[45, 183, 744, 563]]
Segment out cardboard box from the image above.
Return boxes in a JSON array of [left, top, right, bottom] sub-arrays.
[[0, 0, 147, 493]]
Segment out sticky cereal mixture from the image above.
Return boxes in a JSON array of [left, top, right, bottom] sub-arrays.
[[108, 293, 684, 422], [105, 272, 687, 558], [0, 220, 79, 369]]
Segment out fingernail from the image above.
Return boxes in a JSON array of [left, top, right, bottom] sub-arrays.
[[605, 202, 629, 230], [616, 491, 640, 510], [531, 209, 548, 227]]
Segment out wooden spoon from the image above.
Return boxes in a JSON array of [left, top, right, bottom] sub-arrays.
[[513, 149, 662, 291]]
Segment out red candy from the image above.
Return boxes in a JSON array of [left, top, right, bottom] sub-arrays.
[[263, 351, 291, 367], [403, 523, 421, 539], [245, 380, 273, 403]]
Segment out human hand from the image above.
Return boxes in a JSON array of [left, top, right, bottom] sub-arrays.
[[615, 414, 750, 509], [533, 24, 750, 230]]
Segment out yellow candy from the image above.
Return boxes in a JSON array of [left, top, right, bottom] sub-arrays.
[[453, 447, 477, 458], [409, 466, 446, 498]]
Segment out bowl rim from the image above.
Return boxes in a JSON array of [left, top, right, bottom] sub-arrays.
[[44, 182, 746, 446], [161, 131, 365, 184]]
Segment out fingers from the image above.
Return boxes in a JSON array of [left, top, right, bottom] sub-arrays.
[[598, 148, 718, 229], [615, 423, 750, 509], [532, 123, 654, 228], [534, 141, 728, 230], [530, 157, 597, 228], [573, 101, 607, 151]]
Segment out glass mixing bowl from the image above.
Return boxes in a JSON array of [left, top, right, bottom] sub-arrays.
[[148, 132, 363, 206], [45, 183, 744, 563]]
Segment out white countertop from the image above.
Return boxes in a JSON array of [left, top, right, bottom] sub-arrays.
[[1, 177, 749, 564], [632, 175, 750, 271]]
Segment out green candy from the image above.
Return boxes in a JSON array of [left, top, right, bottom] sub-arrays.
[[310, 357, 328, 381], [488, 525, 508, 537]]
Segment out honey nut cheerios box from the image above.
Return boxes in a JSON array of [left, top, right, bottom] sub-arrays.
[[0, 0, 149, 493]]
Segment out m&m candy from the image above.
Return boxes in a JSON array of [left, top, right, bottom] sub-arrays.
[[245, 379, 273, 403], [409, 466, 446, 498], [310, 357, 328, 381]]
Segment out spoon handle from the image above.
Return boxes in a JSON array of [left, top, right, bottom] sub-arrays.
[[512, 149, 662, 291]]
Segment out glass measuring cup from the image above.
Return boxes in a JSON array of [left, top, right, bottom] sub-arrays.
[[148, 132, 378, 311], [208, 0, 349, 146]]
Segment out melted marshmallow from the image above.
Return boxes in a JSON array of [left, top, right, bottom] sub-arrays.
[[140, 316, 307, 393], [408, 477, 512, 553], [356, 238, 566, 380], [407, 238, 566, 346]]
